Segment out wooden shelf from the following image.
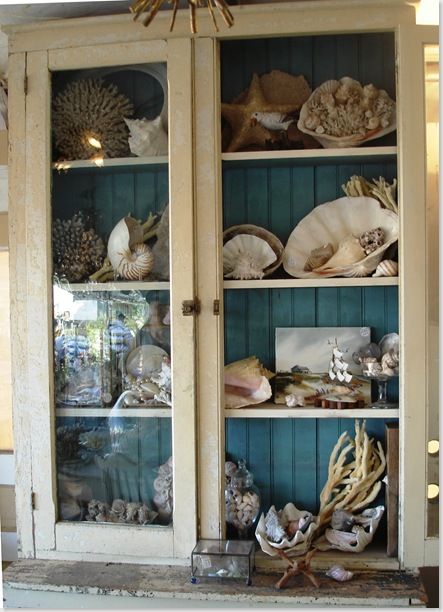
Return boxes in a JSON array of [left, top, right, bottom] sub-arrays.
[[224, 277, 399, 289], [224, 405, 399, 418], [56, 281, 170, 292], [222, 146, 397, 164], [56, 407, 171, 418], [52, 155, 168, 170]]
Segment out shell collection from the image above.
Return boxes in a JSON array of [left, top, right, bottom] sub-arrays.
[[255, 503, 318, 556], [225, 460, 261, 533], [354, 333, 399, 378], [85, 498, 158, 525], [53, 212, 106, 282], [283, 196, 399, 279], [123, 345, 171, 406], [52, 78, 133, 160], [298, 77, 396, 148]]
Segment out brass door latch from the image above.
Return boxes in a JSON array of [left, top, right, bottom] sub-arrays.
[[182, 298, 201, 316]]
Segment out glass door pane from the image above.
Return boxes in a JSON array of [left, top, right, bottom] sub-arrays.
[[51, 63, 174, 528]]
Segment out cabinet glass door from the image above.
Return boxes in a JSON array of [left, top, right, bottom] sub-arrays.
[[17, 38, 197, 558]]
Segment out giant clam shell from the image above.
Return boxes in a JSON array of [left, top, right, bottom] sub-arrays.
[[255, 503, 318, 557], [283, 197, 398, 278], [223, 224, 284, 278], [298, 77, 396, 148], [125, 345, 169, 379], [315, 506, 384, 553], [107, 216, 154, 280]]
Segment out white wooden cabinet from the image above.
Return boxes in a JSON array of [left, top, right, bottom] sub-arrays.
[[6, 0, 438, 570]]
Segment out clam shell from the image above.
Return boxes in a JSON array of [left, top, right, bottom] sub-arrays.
[[372, 259, 398, 277], [125, 345, 169, 379], [255, 503, 318, 557], [223, 225, 284, 278], [223, 234, 276, 280], [298, 77, 396, 148], [316, 506, 384, 553], [283, 196, 398, 278]]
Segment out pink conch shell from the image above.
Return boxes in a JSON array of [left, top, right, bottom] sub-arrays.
[[326, 564, 354, 582], [224, 356, 274, 409]]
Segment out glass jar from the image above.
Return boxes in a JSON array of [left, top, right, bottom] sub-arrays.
[[225, 459, 261, 538]]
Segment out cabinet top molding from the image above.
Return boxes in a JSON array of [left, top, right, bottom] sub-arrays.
[[4, 0, 416, 53]]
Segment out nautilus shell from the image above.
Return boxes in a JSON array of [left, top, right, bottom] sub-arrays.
[[107, 216, 154, 280]]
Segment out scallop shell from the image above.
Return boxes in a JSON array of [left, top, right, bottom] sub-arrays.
[[223, 234, 276, 280], [372, 259, 398, 277], [298, 77, 396, 148], [283, 196, 398, 278], [107, 216, 154, 280], [125, 344, 169, 379], [326, 565, 354, 582], [223, 224, 284, 278]]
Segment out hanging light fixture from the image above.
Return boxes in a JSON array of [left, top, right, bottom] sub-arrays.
[[130, 0, 234, 34]]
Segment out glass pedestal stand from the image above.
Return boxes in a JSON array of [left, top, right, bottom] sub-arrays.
[[362, 371, 398, 408]]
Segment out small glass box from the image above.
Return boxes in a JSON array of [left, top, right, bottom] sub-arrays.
[[191, 539, 255, 586]]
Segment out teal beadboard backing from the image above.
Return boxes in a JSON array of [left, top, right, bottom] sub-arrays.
[[222, 160, 397, 246], [52, 165, 169, 240], [220, 33, 396, 102], [225, 417, 393, 516]]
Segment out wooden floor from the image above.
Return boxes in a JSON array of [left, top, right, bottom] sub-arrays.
[[3, 559, 428, 608]]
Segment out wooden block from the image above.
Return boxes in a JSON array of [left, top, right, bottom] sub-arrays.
[[385, 422, 399, 557]]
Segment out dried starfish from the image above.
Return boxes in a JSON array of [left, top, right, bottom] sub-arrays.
[[221, 74, 302, 153]]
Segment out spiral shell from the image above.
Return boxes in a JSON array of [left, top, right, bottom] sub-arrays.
[[326, 565, 354, 582], [107, 216, 154, 280], [117, 243, 154, 280], [372, 259, 398, 277]]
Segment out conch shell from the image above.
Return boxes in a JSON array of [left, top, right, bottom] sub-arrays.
[[326, 565, 354, 582], [124, 116, 168, 157], [304, 243, 334, 272], [225, 356, 274, 409], [372, 259, 398, 277], [314, 235, 365, 272], [107, 216, 154, 280]]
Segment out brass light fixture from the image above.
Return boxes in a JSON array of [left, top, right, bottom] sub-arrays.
[[130, 0, 234, 34]]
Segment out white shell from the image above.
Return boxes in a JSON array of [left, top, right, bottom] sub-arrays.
[[283, 197, 398, 278], [315, 505, 384, 553], [223, 224, 284, 278], [255, 503, 318, 557], [124, 116, 168, 157], [107, 217, 154, 280], [125, 345, 169, 379], [372, 259, 398, 277], [298, 77, 396, 148], [223, 234, 277, 280], [326, 565, 354, 582], [315, 235, 365, 271]]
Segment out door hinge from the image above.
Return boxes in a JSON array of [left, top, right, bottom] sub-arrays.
[[24, 75, 28, 96], [182, 297, 201, 316], [213, 299, 220, 315], [31, 491, 36, 510]]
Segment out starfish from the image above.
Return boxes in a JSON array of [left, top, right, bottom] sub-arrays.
[[221, 73, 302, 153]]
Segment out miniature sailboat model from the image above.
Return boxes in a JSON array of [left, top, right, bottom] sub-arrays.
[[328, 345, 353, 384]]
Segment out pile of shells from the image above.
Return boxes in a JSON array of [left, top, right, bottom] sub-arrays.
[[153, 456, 173, 522], [85, 498, 158, 525], [255, 503, 318, 556], [298, 77, 396, 148], [53, 212, 105, 282]]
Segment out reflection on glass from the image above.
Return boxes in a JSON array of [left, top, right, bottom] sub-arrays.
[[424, 44, 439, 538], [56, 416, 172, 525]]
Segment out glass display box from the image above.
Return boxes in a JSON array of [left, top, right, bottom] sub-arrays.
[[191, 540, 255, 585]]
